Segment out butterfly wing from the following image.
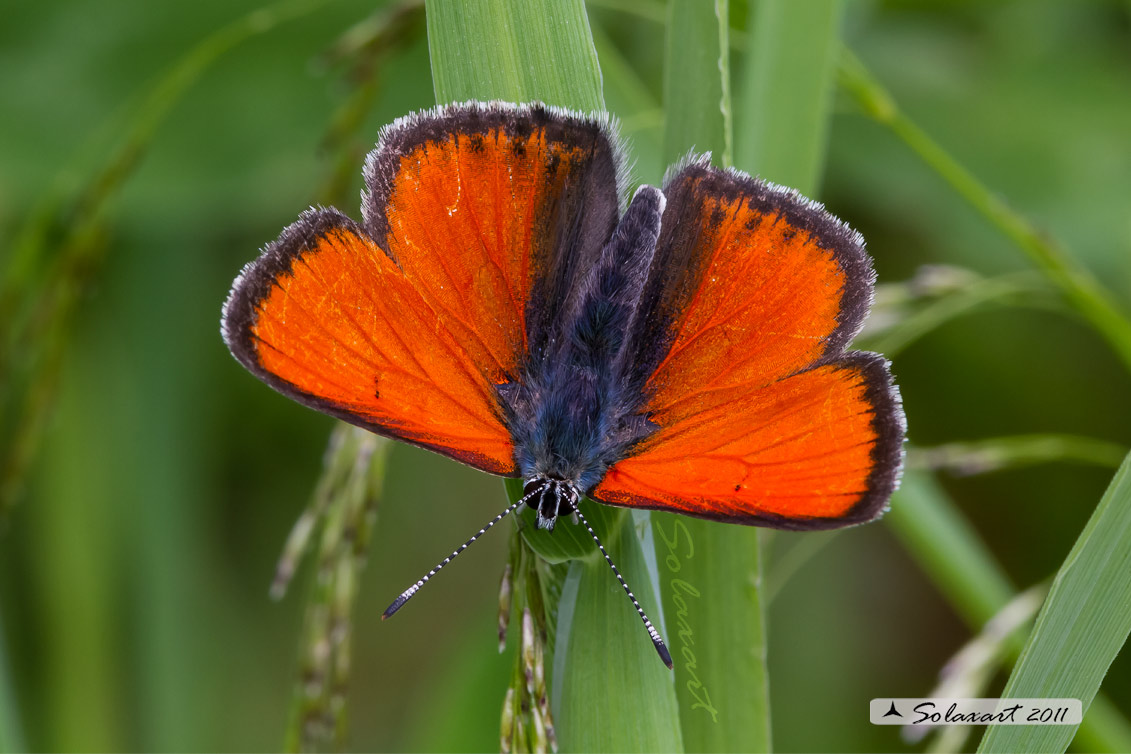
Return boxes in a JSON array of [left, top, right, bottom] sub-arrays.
[[592, 159, 904, 529], [222, 102, 624, 475]]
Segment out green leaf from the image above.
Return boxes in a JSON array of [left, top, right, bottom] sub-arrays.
[[662, 0, 731, 167], [426, 0, 603, 111], [652, 513, 770, 752], [978, 452, 1131, 753], [555, 515, 683, 752], [736, 0, 844, 194]]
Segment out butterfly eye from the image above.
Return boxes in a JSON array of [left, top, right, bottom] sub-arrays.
[[555, 485, 579, 517]]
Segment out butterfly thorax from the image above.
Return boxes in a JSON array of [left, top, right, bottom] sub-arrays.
[[501, 186, 665, 501]]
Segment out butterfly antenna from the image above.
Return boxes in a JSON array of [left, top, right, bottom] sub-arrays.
[[573, 507, 673, 669], [382, 491, 536, 620]]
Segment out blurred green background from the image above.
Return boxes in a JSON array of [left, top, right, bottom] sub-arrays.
[[2, 0, 1130, 751]]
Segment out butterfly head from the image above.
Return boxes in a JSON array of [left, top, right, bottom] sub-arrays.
[[522, 476, 581, 531]]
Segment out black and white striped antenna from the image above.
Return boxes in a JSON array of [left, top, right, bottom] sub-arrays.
[[381, 490, 535, 619], [573, 506, 673, 669], [381, 486, 674, 670]]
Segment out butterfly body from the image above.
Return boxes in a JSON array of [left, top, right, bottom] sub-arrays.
[[503, 185, 665, 510]]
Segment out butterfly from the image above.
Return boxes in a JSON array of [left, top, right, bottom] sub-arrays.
[[221, 100, 905, 668]]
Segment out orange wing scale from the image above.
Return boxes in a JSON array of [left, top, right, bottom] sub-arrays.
[[593, 163, 902, 528]]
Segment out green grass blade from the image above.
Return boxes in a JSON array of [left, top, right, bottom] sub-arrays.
[[736, 0, 843, 194], [659, 2, 774, 751], [656, 1, 846, 749], [1, 0, 330, 299], [556, 514, 683, 753], [909, 435, 1128, 476], [652, 513, 770, 752], [0, 0, 331, 519], [28, 359, 126, 749], [426, 0, 603, 111], [978, 452, 1131, 753], [590, 23, 663, 185], [1072, 695, 1131, 754], [662, 0, 731, 167], [511, 481, 682, 751], [404, 619, 514, 752], [887, 471, 1131, 751], [834, 46, 1131, 753], [860, 272, 1058, 358]]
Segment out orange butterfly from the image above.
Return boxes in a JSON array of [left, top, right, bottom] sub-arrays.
[[222, 101, 905, 667]]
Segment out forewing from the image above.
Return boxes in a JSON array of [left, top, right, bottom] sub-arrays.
[[621, 158, 873, 404], [597, 160, 904, 528], [222, 102, 625, 476], [222, 209, 518, 473], [363, 101, 623, 369]]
